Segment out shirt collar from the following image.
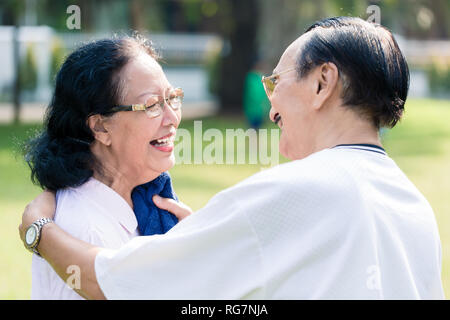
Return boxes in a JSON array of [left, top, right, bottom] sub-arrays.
[[332, 143, 387, 156], [74, 178, 138, 234]]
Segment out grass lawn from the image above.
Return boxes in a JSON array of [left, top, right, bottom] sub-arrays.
[[1, 98, 449, 299]]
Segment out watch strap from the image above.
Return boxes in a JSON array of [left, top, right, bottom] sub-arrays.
[[28, 218, 54, 256]]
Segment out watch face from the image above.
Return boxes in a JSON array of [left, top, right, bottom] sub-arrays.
[[25, 225, 38, 246]]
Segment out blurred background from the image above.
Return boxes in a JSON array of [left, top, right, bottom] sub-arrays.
[[0, 0, 449, 299]]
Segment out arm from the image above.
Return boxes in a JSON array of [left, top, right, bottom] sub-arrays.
[[37, 223, 105, 300], [19, 191, 192, 300], [19, 191, 106, 299]]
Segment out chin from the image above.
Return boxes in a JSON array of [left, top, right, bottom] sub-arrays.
[[279, 148, 290, 160], [138, 157, 175, 185], [279, 139, 293, 160], [157, 154, 176, 172]]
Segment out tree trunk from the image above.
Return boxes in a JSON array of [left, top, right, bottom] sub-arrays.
[[129, 0, 145, 31], [217, 0, 259, 115], [429, 0, 449, 39], [258, 0, 303, 66], [13, 25, 21, 124]]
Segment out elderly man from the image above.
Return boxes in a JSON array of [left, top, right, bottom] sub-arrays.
[[19, 17, 444, 299]]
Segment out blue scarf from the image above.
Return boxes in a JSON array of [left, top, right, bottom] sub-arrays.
[[131, 172, 179, 236]]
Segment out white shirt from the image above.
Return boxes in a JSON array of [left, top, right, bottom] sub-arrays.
[[31, 178, 139, 300], [95, 145, 445, 299]]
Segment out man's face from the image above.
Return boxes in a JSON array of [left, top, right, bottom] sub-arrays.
[[268, 35, 318, 160]]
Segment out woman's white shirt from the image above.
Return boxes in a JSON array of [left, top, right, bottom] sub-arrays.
[[31, 178, 139, 300]]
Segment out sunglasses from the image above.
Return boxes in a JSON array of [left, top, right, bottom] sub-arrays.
[[108, 87, 184, 119], [261, 67, 297, 98]]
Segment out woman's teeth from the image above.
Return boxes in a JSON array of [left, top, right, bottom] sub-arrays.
[[151, 136, 173, 146]]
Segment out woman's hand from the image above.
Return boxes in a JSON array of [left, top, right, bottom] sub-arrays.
[[18, 190, 57, 243], [152, 195, 193, 220]]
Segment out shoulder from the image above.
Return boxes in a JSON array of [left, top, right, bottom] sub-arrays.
[[54, 180, 137, 248], [223, 148, 359, 202], [176, 149, 364, 235], [195, 150, 370, 256], [54, 185, 112, 245], [207, 148, 371, 237], [55, 185, 97, 223]]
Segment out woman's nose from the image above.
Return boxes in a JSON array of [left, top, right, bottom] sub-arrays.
[[161, 101, 181, 127]]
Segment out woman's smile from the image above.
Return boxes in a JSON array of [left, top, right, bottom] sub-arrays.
[[150, 131, 176, 152]]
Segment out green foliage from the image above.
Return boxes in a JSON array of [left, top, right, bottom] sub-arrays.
[[205, 51, 221, 96], [49, 37, 67, 83], [19, 44, 38, 91], [428, 60, 450, 95]]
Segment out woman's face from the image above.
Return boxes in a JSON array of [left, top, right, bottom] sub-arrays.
[[101, 52, 181, 186]]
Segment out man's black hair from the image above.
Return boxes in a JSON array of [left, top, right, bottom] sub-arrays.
[[297, 16, 410, 128]]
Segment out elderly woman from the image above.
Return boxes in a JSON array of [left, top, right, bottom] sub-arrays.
[[24, 36, 187, 299]]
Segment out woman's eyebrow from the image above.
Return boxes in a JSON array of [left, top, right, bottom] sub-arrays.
[[137, 86, 174, 99], [137, 91, 159, 99]]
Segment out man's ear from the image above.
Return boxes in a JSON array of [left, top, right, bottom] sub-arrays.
[[87, 114, 112, 146], [312, 62, 339, 110]]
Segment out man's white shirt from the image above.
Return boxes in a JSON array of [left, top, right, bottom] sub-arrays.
[[95, 145, 445, 299]]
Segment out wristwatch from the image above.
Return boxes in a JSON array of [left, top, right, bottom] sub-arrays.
[[24, 218, 54, 256]]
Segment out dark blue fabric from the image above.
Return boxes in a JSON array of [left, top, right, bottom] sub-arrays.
[[131, 172, 179, 236]]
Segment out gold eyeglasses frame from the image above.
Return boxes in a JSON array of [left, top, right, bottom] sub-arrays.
[[108, 87, 184, 119], [261, 67, 297, 98]]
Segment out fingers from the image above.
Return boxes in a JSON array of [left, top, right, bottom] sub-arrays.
[[18, 223, 24, 242], [152, 195, 193, 220]]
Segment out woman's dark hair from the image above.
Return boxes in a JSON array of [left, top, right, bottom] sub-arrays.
[[25, 35, 159, 191], [297, 16, 410, 129]]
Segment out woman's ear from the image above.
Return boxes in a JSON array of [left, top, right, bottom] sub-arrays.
[[312, 62, 339, 110], [87, 114, 112, 146]]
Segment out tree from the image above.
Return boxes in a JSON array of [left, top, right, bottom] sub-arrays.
[[217, 0, 259, 115], [1, 0, 24, 123]]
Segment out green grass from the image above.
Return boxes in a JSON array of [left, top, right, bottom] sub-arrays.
[[382, 99, 450, 297], [1, 98, 449, 299]]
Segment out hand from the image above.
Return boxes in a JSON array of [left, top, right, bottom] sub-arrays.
[[18, 190, 57, 243], [152, 195, 193, 220]]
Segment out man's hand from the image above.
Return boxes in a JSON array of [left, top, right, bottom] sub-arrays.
[[18, 190, 105, 299], [153, 195, 193, 220], [19, 190, 56, 243]]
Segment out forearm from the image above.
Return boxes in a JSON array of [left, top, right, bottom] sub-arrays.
[[38, 223, 106, 300]]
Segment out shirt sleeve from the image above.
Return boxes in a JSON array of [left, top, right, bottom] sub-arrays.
[[94, 192, 265, 299]]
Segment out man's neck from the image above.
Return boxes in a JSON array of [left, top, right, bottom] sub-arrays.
[[311, 110, 382, 156]]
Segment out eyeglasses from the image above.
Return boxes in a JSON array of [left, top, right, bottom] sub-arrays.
[[261, 67, 297, 98], [108, 87, 184, 119]]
